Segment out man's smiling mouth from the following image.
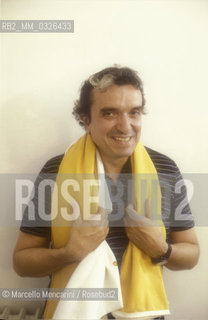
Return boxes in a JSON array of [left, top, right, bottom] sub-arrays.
[[112, 136, 132, 142]]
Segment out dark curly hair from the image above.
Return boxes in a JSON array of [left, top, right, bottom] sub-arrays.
[[73, 66, 146, 128]]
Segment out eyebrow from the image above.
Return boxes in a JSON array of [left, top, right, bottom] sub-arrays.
[[100, 107, 117, 112], [99, 106, 143, 112]]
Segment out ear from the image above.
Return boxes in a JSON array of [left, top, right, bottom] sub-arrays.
[[80, 115, 91, 132]]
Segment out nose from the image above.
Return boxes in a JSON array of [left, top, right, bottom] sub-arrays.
[[115, 114, 132, 134]]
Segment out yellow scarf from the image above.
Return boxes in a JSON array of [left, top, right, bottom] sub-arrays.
[[44, 133, 169, 319]]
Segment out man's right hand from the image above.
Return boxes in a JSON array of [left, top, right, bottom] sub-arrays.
[[62, 207, 109, 262], [13, 207, 109, 277]]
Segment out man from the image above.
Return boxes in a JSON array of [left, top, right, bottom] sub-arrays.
[[13, 66, 200, 319]]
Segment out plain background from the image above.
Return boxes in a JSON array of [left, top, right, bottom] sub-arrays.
[[1, 0, 208, 319]]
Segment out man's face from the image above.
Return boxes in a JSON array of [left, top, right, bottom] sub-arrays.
[[84, 84, 143, 165]]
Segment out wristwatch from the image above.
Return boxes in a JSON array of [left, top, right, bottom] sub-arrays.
[[151, 243, 172, 266]]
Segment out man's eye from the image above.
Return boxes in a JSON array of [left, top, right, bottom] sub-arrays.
[[103, 111, 114, 117], [130, 110, 141, 116]]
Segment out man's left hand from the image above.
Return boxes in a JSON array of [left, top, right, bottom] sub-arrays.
[[124, 199, 168, 258]]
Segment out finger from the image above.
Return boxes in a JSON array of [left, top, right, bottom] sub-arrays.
[[125, 205, 135, 226], [72, 210, 83, 227], [126, 204, 136, 217], [84, 206, 108, 227], [125, 205, 145, 227], [145, 198, 151, 219], [123, 215, 131, 227], [126, 204, 144, 221], [96, 206, 104, 213], [97, 206, 106, 218], [98, 206, 109, 226]]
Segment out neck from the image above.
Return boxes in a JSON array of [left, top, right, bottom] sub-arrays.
[[100, 155, 128, 180]]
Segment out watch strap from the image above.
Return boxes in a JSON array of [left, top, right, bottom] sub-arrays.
[[151, 243, 172, 265]]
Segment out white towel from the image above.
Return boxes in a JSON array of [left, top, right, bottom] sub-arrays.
[[53, 151, 123, 319], [52, 241, 123, 319]]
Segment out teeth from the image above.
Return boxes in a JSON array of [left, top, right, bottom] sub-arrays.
[[113, 137, 130, 141]]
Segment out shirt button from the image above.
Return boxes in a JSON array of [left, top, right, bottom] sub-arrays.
[[113, 261, 118, 266]]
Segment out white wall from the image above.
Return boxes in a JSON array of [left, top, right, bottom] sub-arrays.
[[1, 0, 208, 319]]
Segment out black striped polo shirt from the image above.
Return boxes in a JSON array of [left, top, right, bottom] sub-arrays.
[[20, 146, 194, 267]]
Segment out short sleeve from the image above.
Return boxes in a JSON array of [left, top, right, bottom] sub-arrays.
[[20, 155, 64, 239], [145, 146, 195, 241]]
